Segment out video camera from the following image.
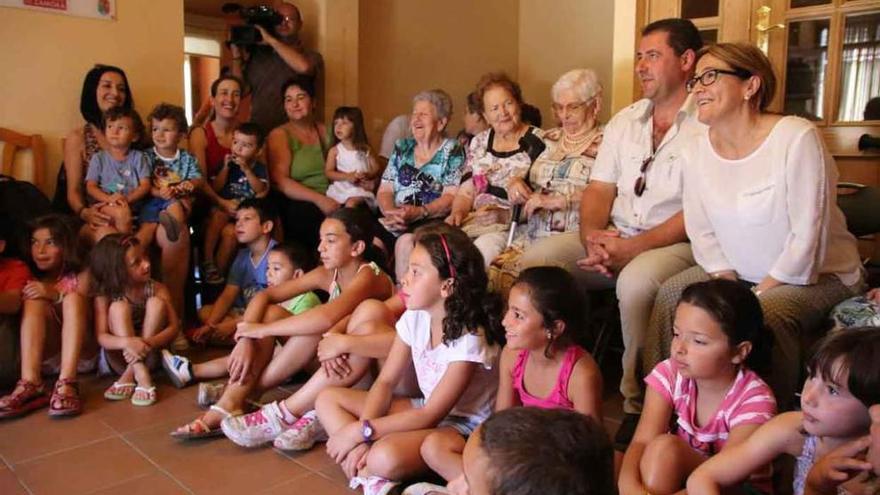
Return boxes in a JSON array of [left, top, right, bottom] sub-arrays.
[[224, 3, 283, 47]]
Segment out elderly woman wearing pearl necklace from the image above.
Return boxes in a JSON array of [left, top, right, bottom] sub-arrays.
[[488, 69, 604, 295]]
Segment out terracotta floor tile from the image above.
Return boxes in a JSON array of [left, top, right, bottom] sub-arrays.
[[259, 472, 356, 495], [125, 422, 307, 495], [0, 403, 117, 464], [89, 471, 188, 495], [14, 437, 154, 495], [0, 468, 28, 495], [92, 382, 203, 435]]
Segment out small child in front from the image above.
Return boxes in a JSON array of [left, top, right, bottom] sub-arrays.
[[315, 227, 502, 495], [202, 122, 269, 284], [137, 103, 203, 244], [620, 279, 776, 495], [92, 234, 180, 407], [85, 106, 151, 240], [324, 106, 380, 209]]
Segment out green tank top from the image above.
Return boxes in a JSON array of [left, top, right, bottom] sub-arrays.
[[285, 126, 329, 194]]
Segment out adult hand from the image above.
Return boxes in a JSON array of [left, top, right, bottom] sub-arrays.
[[22, 281, 57, 302], [110, 193, 127, 205], [595, 234, 644, 273], [254, 25, 279, 47], [81, 205, 112, 228], [342, 443, 370, 480], [806, 436, 872, 495], [317, 332, 350, 361], [227, 338, 255, 385], [576, 230, 615, 277], [506, 177, 532, 205], [317, 196, 341, 216], [235, 321, 266, 340], [158, 186, 175, 200], [326, 421, 362, 463]]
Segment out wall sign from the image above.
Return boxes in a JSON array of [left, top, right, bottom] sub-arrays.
[[0, 0, 115, 20]]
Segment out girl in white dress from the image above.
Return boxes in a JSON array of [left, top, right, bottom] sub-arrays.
[[325, 107, 380, 209]]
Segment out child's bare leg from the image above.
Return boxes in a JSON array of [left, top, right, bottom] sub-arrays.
[[640, 434, 707, 495], [420, 428, 467, 481], [166, 201, 187, 224], [192, 356, 231, 380], [363, 429, 436, 480], [136, 223, 158, 248], [203, 208, 228, 264], [103, 203, 133, 234], [19, 299, 53, 384], [107, 300, 144, 387], [258, 306, 321, 389], [58, 293, 87, 383], [216, 223, 238, 273], [278, 300, 397, 415]]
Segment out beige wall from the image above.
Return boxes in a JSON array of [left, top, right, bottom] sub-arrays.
[[0, 1, 184, 196], [358, 0, 520, 148], [518, 0, 615, 125]]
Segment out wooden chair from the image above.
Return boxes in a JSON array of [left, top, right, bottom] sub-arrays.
[[0, 127, 45, 190]]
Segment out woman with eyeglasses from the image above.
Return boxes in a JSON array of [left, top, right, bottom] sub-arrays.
[[488, 69, 604, 296], [376, 89, 465, 282], [446, 72, 546, 269], [644, 43, 863, 411]]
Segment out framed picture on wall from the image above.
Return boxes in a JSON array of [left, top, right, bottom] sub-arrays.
[[0, 0, 116, 20]]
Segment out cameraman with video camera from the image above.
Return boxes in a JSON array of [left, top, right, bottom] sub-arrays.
[[230, 1, 323, 133]]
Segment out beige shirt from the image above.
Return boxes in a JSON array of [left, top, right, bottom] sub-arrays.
[[590, 98, 704, 238]]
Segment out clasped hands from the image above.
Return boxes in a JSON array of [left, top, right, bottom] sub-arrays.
[[576, 230, 643, 277]]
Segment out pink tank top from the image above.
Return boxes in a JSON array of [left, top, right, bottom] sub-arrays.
[[512, 345, 585, 410], [203, 122, 230, 179]]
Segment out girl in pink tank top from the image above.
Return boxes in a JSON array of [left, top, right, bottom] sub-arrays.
[[497, 266, 602, 420]]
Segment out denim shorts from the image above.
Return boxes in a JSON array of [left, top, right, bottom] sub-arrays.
[[410, 398, 482, 437], [140, 197, 175, 223]]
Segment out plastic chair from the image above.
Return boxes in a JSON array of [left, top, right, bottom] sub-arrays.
[[0, 127, 45, 191]]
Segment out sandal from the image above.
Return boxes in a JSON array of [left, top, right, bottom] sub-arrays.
[[202, 261, 224, 285], [104, 381, 136, 401], [171, 404, 241, 440], [131, 386, 157, 407], [0, 380, 48, 419], [48, 378, 82, 418]]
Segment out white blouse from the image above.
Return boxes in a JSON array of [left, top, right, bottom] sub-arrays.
[[682, 116, 861, 285]]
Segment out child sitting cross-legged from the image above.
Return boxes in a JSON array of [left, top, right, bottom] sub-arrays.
[[619, 279, 777, 495], [167, 207, 394, 439], [188, 197, 277, 347], [136, 103, 203, 245], [315, 226, 503, 495], [201, 122, 269, 284], [412, 266, 603, 494], [84, 106, 151, 242], [92, 233, 180, 407]]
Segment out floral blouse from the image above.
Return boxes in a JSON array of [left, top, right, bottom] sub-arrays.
[[464, 126, 545, 212], [381, 137, 465, 207]]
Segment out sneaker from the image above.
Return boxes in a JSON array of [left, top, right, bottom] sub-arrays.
[[197, 382, 226, 409], [273, 409, 327, 451], [221, 401, 296, 448], [613, 412, 640, 452], [160, 350, 193, 388], [203, 261, 224, 285], [350, 476, 400, 495]]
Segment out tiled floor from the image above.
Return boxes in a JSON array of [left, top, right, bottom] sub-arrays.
[[0, 350, 625, 495]]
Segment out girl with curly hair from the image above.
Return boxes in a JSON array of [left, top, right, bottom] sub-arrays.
[[315, 226, 503, 495]]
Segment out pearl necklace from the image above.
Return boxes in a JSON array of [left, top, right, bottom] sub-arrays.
[[560, 127, 597, 154]]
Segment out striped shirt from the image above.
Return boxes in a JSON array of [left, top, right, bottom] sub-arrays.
[[645, 359, 776, 456]]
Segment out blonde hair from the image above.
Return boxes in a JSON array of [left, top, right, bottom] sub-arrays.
[[697, 43, 776, 112]]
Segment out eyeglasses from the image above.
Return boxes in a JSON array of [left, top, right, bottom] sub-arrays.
[[551, 101, 589, 114], [633, 155, 654, 197], [685, 68, 752, 93]]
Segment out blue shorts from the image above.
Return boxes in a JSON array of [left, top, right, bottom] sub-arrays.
[[140, 197, 175, 223], [409, 398, 482, 437]]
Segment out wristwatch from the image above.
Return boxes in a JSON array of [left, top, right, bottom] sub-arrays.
[[361, 420, 374, 443]]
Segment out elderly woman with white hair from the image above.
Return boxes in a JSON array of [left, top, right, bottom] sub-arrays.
[[377, 89, 466, 281], [488, 69, 604, 295]]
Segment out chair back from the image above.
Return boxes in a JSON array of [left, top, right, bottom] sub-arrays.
[[838, 182, 880, 238], [0, 127, 45, 191]]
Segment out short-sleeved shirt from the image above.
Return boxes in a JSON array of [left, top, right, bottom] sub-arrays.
[[219, 161, 269, 201], [0, 258, 31, 293], [279, 291, 321, 315], [227, 239, 277, 309], [381, 137, 464, 207], [645, 358, 776, 456], [146, 148, 202, 190], [85, 149, 152, 198], [396, 309, 499, 423], [590, 98, 703, 238]]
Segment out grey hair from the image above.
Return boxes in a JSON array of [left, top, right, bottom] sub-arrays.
[[551, 69, 602, 105], [412, 89, 453, 122]]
